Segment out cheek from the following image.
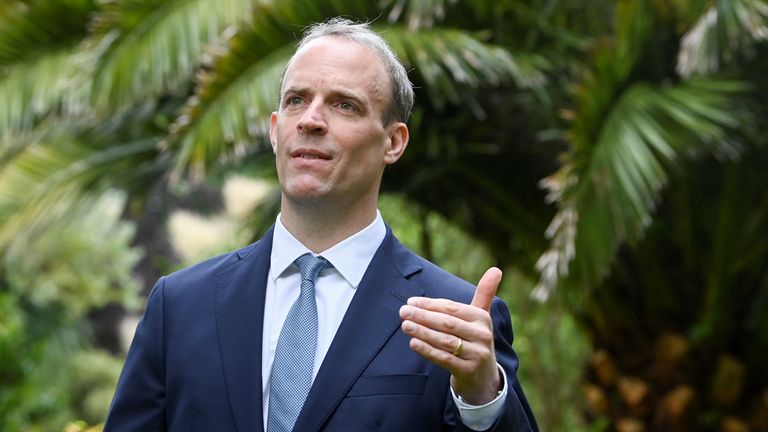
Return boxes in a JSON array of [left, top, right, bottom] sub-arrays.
[[345, 140, 384, 166]]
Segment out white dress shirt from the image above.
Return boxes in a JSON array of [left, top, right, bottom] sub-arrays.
[[261, 212, 507, 430]]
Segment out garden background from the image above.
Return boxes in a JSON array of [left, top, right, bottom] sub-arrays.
[[1, 0, 767, 431]]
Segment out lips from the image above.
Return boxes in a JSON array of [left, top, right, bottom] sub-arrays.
[[289, 148, 332, 160]]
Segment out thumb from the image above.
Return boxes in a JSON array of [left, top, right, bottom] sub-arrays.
[[471, 267, 502, 312]]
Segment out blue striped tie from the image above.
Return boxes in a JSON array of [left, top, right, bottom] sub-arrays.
[[267, 253, 330, 432]]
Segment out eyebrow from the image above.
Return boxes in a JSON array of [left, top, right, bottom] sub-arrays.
[[282, 86, 368, 107]]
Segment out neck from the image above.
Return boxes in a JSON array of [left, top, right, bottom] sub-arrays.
[[279, 194, 378, 253]]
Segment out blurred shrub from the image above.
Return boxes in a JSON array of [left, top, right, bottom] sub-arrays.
[[168, 175, 277, 266], [0, 191, 141, 431], [63, 420, 102, 432], [68, 350, 125, 424]]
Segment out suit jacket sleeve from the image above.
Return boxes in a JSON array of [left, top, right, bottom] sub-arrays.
[[103, 277, 167, 432]]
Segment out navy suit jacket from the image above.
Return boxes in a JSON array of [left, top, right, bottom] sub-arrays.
[[104, 226, 538, 431]]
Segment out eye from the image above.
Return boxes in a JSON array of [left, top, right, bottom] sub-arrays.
[[286, 96, 303, 106], [338, 101, 356, 112]]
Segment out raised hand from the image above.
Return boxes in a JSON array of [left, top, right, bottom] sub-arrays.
[[399, 267, 503, 404]]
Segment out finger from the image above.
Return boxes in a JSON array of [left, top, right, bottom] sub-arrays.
[[405, 297, 484, 321], [406, 336, 473, 374], [399, 305, 492, 343], [471, 267, 502, 312], [399, 304, 463, 335], [401, 319, 475, 357]]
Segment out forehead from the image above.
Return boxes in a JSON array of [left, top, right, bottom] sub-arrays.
[[283, 36, 391, 99]]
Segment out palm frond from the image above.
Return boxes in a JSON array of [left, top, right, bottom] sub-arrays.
[[386, 28, 547, 112], [0, 46, 83, 141], [84, 0, 255, 112], [0, 135, 157, 249], [535, 79, 747, 299], [677, 0, 768, 77], [0, 1, 95, 138], [380, 0, 456, 30], [164, 28, 291, 180], [169, 46, 287, 180], [0, 0, 93, 67]]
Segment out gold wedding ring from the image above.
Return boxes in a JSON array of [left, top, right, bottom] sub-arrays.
[[452, 338, 464, 356]]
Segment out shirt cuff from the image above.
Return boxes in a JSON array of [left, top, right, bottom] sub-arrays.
[[450, 364, 508, 431]]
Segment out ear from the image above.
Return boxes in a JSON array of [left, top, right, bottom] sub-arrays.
[[269, 112, 279, 154], [383, 122, 409, 165]]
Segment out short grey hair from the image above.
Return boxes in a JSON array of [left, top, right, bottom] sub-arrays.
[[281, 17, 415, 124]]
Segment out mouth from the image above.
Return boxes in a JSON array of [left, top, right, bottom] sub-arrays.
[[290, 148, 332, 160]]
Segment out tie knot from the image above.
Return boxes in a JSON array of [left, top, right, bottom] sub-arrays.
[[294, 253, 330, 283]]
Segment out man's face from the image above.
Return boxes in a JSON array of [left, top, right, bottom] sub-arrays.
[[270, 36, 408, 210]]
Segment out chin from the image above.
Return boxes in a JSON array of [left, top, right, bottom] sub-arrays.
[[283, 185, 331, 203]]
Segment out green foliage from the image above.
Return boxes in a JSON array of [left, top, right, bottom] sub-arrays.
[[4, 191, 142, 315], [501, 269, 591, 432], [0, 191, 142, 431], [85, 0, 255, 113], [535, 0, 765, 295], [0, 0, 93, 140], [677, 0, 768, 77], [0, 0, 766, 429], [539, 79, 747, 294], [67, 350, 126, 425], [0, 134, 158, 250]]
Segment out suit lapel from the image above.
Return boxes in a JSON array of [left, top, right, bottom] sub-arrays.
[[215, 228, 274, 432], [294, 229, 424, 431]]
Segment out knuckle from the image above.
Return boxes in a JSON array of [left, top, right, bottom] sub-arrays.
[[477, 347, 492, 360], [442, 335, 454, 348], [445, 302, 460, 315], [476, 328, 493, 344]]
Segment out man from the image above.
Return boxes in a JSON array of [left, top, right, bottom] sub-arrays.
[[105, 18, 537, 432]]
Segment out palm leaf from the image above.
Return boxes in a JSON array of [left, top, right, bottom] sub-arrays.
[[0, 135, 157, 249], [380, 0, 456, 30], [0, 0, 96, 140], [0, 46, 83, 141], [535, 79, 746, 298], [677, 0, 768, 77], [387, 28, 547, 111], [84, 0, 255, 113], [0, 0, 93, 67]]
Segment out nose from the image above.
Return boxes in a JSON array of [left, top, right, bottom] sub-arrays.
[[297, 102, 327, 135]]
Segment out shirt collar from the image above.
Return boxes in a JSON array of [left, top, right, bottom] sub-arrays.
[[270, 211, 386, 288]]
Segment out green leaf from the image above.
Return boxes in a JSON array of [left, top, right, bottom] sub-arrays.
[[0, 135, 157, 249], [536, 79, 747, 296], [0, 46, 81, 140], [4, 190, 142, 316], [0, 0, 93, 67], [388, 28, 547, 110], [380, 0, 456, 30], [84, 0, 255, 112], [677, 0, 768, 77]]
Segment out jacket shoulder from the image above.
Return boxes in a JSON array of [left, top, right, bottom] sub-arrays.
[[160, 240, 262, 296], [386, 233, 475, 303]]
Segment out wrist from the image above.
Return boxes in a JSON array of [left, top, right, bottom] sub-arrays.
[[451, 367, 502, 405]]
